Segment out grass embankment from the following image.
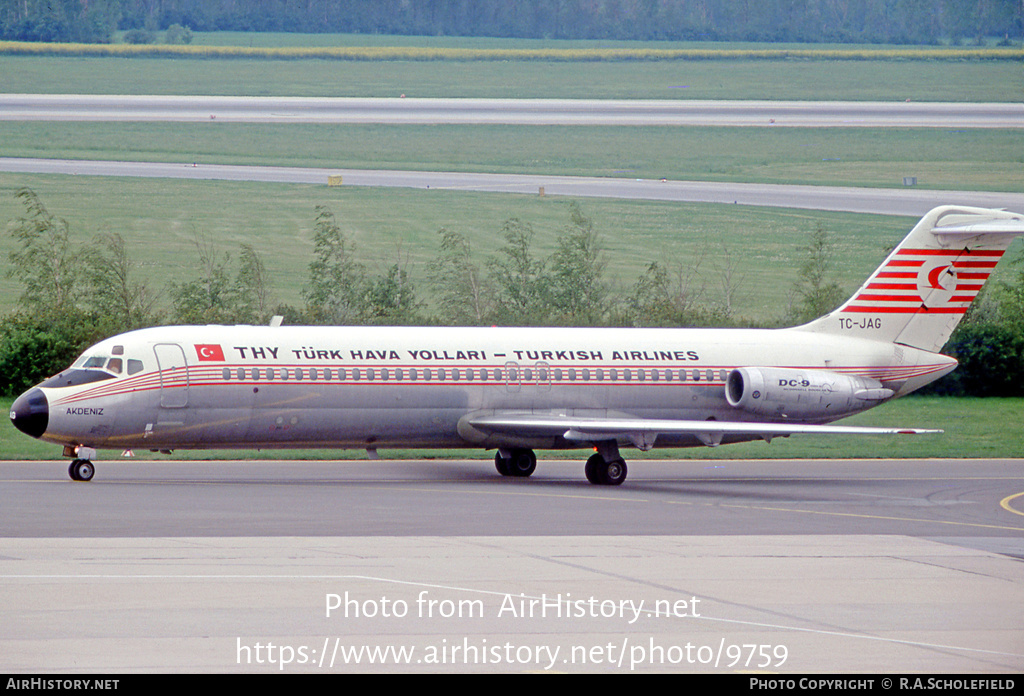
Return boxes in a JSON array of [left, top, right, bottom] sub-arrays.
[[0, 42, 1021, 101], [2, 396, 1021, 461], [0, 175, 929, 319], [0, 173, 1021, 322], [2, 123, 1020, 194]]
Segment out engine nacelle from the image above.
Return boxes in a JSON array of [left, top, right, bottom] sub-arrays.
[[725, 367, 893, 420]]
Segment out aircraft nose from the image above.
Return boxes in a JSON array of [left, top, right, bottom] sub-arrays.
[[10, 388, 48, 438]]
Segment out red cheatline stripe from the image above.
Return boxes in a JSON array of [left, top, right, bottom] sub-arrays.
[[867, 282, 917, 290], [854, 294, 922, 302], [956, 272, 991, 280], [886, 260, 925, 267], [953, 261, 999, 268], [875, 271, 918, 279]]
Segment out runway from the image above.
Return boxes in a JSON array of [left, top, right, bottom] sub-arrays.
[[2, 95, 1022, 127], [5, 157, 1024, 216], [2, 457, 1023, 672]]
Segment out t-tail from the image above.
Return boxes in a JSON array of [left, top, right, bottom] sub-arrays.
[[798, 206, 1024, 353]]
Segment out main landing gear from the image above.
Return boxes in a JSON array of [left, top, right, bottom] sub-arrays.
[[494, 442, 628, 486], [495, 448, 537, 478], [585, 440, 627, 486], [585, 453, 627, 486]]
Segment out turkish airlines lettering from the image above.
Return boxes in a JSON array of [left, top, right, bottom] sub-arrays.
[[9, 206, 1024, 484]]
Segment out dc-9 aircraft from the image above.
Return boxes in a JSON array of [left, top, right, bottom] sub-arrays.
[[10, 206, 1024, 485]]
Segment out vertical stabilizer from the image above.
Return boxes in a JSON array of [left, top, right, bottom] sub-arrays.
[[798, 206, 1024, 352]]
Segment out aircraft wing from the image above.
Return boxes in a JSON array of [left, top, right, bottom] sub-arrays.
[[465, 412, 941, 450]]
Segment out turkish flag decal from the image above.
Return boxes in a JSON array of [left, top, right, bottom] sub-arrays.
[[195, 344, 226, 361]]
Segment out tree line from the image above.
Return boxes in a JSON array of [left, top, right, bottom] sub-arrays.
[[2, 0, 1021, 45], [2, 188, 1022, 396]]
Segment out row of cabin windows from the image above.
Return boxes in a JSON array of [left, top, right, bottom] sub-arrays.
[[222, 366, 730, 383]]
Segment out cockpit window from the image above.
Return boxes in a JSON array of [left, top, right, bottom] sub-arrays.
[[39, 370, 115, 389], [75, 353, 144, 377]]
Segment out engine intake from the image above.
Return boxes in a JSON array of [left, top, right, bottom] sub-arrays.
[[726, 367, 893, 420]]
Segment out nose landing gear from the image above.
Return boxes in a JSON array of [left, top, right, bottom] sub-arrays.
[[65, 446, 97, 482], [68, 459, 95, 481]]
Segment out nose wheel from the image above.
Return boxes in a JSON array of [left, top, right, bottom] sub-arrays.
[[68, 459, 95, 482]]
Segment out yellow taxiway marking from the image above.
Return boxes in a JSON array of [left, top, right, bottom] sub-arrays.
[[999, 491, 1024, 518], [664, 499, 1024, 533]]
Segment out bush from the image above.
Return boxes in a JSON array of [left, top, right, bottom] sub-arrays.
[[0, 313, 99, 396], [925, 322, 1024, 397], [123, 29, 156, 44]]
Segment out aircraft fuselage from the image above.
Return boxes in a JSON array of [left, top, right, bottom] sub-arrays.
[[25, 324, 952, 454]]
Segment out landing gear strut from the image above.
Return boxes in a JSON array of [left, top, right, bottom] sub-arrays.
[[495, 448, 537, 477], [584, 441, 628, 486], [68, 459, 95, 482], [492, 442, 629, 485]]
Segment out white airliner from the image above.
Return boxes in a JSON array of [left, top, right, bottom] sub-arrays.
[[10, 205, 1024, 485]]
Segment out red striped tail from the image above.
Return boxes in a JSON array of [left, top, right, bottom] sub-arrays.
[[798, 206, 1024, 353]]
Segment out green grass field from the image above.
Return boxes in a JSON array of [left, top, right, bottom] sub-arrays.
[[1, 172, 941, 320], [2, 395, 1021, 461], [2, 122, 1021, 193], [2, 48, 1022, 101]]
